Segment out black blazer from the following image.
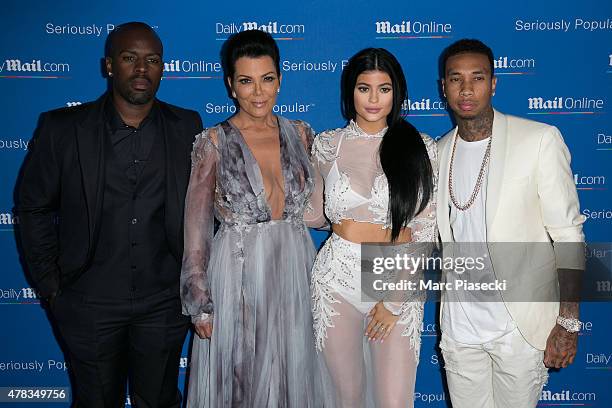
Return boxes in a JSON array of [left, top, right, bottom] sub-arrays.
[[16, 93, 203, 298]]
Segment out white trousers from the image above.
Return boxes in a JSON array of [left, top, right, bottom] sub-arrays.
[[440, 328, 549, 408]]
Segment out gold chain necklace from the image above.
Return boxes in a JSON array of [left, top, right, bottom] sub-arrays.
[[448, 134, 492, 211]]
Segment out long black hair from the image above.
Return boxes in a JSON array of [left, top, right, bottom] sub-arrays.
[[341, 48, 433, 242]]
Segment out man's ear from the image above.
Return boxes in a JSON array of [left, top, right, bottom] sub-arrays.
[[105, 57, 113, 77]]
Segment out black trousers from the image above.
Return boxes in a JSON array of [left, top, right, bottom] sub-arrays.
[[52, 286, 190, 408]]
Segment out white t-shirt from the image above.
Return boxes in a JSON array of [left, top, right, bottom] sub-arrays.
[[442, 135, 515, 344]]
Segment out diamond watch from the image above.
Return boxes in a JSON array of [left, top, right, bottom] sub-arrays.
[[556, 316, 582, 333]]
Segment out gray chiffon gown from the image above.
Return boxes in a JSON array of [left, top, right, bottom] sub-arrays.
[[180, 116, 329, 407]]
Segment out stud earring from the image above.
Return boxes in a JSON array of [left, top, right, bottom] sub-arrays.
[[108, 72, 113, 77], [277, 88, 280, 94], [232, 91, 237, 98]]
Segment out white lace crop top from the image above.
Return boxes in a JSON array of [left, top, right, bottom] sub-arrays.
[[304, 120, 438, 242]]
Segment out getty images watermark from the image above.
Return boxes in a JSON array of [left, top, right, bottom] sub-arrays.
[[360, 242, 612, 303], [371, 251, 507, 292]]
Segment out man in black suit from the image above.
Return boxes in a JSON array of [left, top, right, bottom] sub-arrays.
[[16, 22, 202, 407]]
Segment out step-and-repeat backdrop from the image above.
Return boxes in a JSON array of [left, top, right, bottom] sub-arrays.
[[1, 0, 610, 406]]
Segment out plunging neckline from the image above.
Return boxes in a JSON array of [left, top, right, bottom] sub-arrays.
[[227, 117, 288, 220]]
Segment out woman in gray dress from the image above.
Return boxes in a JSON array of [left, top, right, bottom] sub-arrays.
[[180, 30, 326, 407]]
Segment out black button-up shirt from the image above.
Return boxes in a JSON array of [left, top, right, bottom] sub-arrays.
[[70, 99, 179, 299], [106, 101, 157, 186]]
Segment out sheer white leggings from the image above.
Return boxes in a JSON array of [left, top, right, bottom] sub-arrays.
[[322, 293, 419, 408], [312, 233, 421, 408]]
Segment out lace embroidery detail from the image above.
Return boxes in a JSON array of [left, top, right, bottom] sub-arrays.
[[312, 233, 426, 360], [311, 235, 362, 351], [311, 242, 340, 351], [312, 129, 339, 163], [333, 237, 360, 293], [345, 119, 388, 139], [310, 124, 437, 231], [396, 300, 425, 363], [325, 171, 352, 224], [408, 210, 437, 242], [368, 173, 390, 227]]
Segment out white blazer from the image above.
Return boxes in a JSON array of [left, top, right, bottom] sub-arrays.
[[437, 109, 585, 350]]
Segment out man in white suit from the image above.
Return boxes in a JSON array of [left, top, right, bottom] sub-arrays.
[[436, 39, 585, 408]]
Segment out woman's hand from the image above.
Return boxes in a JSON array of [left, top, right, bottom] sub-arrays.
[[365, 302, 399, 343], [194, 315, 213, 339]]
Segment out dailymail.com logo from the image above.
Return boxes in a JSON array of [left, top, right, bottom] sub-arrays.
[[0, 211, 19, 225], [0, 287, 39, 304], [0, 58, 70, 74], [215, 21, 306, 40], [540, 388, 596, 402]]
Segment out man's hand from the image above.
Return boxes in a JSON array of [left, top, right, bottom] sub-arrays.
[[544, 323, 577, 368]]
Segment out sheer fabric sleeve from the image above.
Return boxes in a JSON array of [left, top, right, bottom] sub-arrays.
[[292, 119, 315, 153], [406, 133, 438, 243], [180, 129, 218, 324], [304, 132, 328, 229]]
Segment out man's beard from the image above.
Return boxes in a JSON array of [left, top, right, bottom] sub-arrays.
[[116, 78, 156, 105], [120, 88, 154, 105]]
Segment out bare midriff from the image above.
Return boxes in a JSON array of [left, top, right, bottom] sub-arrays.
[[332, 219, 412, 244]]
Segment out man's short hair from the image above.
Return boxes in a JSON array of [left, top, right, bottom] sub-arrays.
[[104, 22, 162, 58], [440, 39, 495, 76]]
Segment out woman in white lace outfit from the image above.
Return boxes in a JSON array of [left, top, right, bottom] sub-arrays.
[[180, 30, 332, 407], [305, 48, 438, 407]]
